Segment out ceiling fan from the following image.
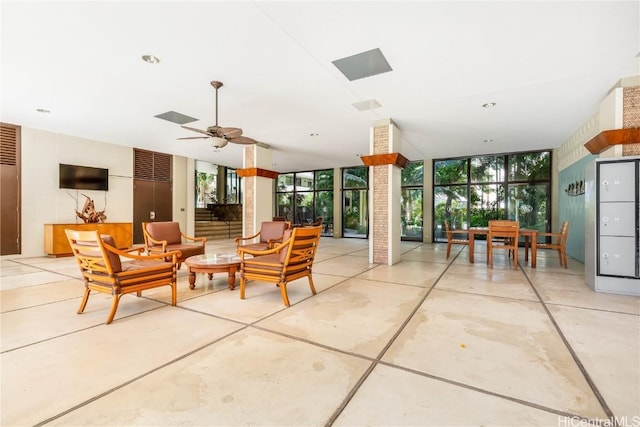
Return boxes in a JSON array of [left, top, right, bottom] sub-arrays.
[[178, 81, 257, 148]]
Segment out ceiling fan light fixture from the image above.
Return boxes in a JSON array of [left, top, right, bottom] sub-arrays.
[[209, 136, 228, 148]]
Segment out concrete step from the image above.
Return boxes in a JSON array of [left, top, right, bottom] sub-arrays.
[[195, 220, 242, 241]]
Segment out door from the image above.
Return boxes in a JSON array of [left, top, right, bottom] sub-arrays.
[[132, 149, 172, 244], [0, 123, 21, 255]]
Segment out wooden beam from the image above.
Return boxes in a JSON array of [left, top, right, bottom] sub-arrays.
[[360, 153, 410, 168], [584, 128, 640, 154], [235, 168, 279, 179]]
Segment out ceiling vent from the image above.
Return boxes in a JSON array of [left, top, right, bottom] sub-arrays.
[[154, 111, 198, 125], [352, 99, 382, 111], [332, 48, 393, 81]]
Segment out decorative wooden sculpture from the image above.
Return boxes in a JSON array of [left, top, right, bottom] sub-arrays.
[[75, 195, 107, 223]]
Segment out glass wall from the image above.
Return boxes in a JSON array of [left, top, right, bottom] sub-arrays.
[[342, 166, 368, 238], [433, 151, 551, 242], [226, 168, 241, 204], [275, 169, 334, 236], [401, 161, 424, 241], [195, 171, 217, 208]]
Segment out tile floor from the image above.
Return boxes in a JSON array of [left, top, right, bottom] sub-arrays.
[[1, 238, 639, 426]]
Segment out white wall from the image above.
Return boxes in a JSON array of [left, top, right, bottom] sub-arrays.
[[21, 128, 134, 257], [19, 127, 194, 257]]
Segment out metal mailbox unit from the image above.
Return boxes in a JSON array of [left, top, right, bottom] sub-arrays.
[[585, 156, 640, 296]]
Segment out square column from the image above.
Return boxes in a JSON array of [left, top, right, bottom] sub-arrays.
[[361, 119, 408, 265], [237, 145, 278, 238]]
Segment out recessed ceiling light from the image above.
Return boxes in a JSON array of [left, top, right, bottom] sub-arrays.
[[482, 102, 496, 108], [484, 139, 494, 143], [36, 108, 50, 113], [142, 55, 160, 64]]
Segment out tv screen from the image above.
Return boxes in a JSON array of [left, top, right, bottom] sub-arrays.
[[59, 164, 109, 191]]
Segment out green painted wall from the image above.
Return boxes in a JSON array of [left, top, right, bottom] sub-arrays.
[[558, 155, 596, 262]]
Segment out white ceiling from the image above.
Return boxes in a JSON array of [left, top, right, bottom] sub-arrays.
[[1, 1, 638, 172]]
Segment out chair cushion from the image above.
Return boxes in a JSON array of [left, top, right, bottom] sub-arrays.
[[260, 221, 287, 244], [239, 242, 269, 252], [146, 222, 182, 245], [166, 243, 204, 259], [100, 234, 122, 273]]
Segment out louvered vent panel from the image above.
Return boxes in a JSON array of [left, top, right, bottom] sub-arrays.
[[0, 125, 17, 166], [153, 152, 172, 182], [134, 149, 154, 180]]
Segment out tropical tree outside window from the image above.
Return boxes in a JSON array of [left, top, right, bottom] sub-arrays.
[[274, 169, 334, 236], [401, 161, 424, 241], [226, 168, 241, 204], [342, 166, 368, 238], [195, 171, 216, 208], [433, 150, 551, 242]]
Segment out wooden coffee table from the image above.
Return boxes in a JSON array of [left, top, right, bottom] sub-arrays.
[[184, 253, 242, 290]]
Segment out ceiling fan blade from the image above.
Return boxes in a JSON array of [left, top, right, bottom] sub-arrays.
[[217, 127, 243, 139], [181, 125, 211, 136], [177, 136, 209, 140], [229, 135, 258, 145]]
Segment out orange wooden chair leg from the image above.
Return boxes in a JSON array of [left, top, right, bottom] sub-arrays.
[[77, 288, 91, 314], [171, 281, 177, 306], [280, 281, 290, 306], [105, 295, 122, 324], [308, 275, 317, 295], [239, 277, 247, 300]]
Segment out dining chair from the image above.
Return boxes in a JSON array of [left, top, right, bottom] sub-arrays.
[[444, 220, 469, 259], [487, 220, 520, 269], [536, 221, 570, 268]]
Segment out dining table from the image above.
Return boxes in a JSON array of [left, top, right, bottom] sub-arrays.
[[466, 227, 539, 268]]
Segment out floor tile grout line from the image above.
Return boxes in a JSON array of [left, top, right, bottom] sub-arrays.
[[6, 243, 629, 425], [0, 304, 171, 354], [544, 301, 640, 317], [31, 260, 376, 425], [374, 360, 595, 422], [520, 265, 615, 419], [325, 244, 460, 425], [33, 324, 252, 427]]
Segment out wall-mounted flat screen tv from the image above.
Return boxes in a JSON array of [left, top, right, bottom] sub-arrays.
[[59, 164, 109, 191]]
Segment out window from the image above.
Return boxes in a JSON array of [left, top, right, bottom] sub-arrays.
[[433, 150, 551, 242], [401, 161, 424, 241], [342, 166, 368, 238], [226, 168, 241, 204], [275, 169, 334, 236]]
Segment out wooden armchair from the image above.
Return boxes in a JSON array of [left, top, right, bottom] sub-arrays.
[[237, 226, 322, 306], [487, 220, 520, 270], [444, 220, 469, 259], [235, 220, 291, 252], [142, 221, 206, 269], [65, 229, 181, 324], [536, 221, 570, 268]]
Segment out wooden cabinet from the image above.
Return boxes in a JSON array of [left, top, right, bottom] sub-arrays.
[[44, 223, 133, 256]]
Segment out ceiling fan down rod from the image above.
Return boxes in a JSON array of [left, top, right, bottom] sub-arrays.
[[211, 80, 223, 127]]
